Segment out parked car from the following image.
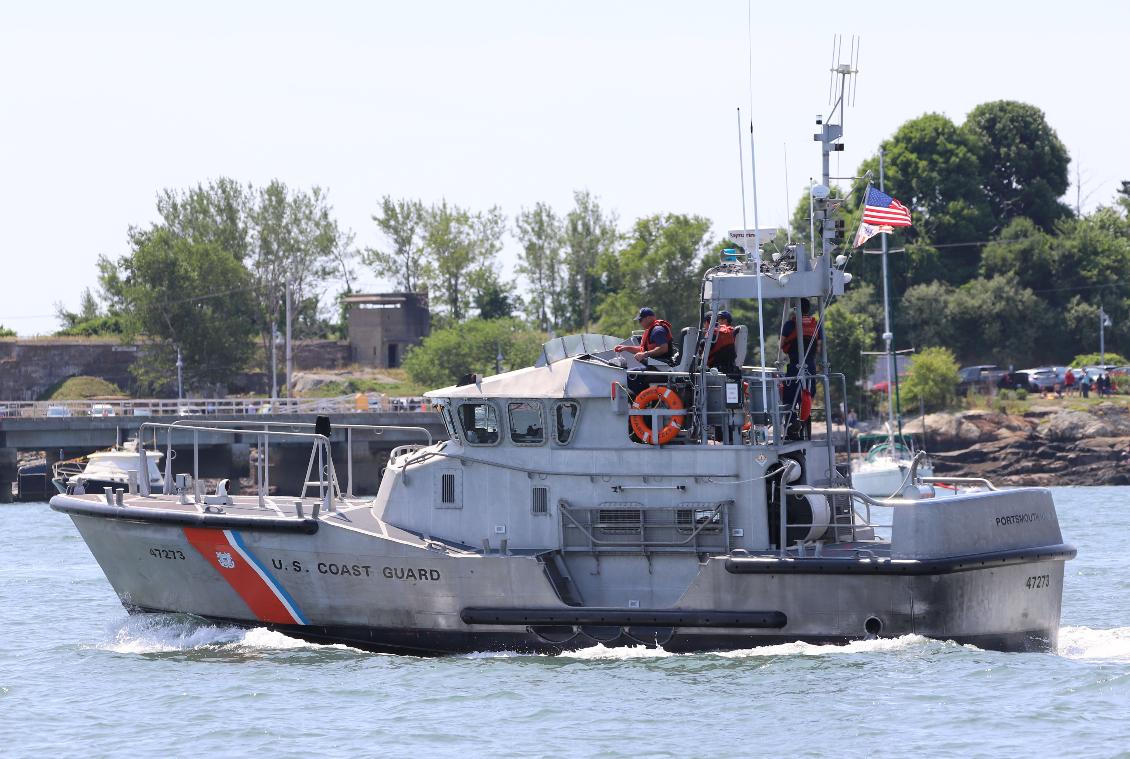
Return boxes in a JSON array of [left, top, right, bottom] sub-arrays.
[[88, 403, 116, 417], [997, 370, 1033, 391], [1023, 366, 1067, 393], [45, 405, 72, 417], [958, 365, 1007, 393]]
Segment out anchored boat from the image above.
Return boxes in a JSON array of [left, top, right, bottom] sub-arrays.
[[52, 439, 164, 496], [50, 70, 1073, 655]]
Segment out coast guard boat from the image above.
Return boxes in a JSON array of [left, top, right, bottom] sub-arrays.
[[50, 69, 1073, 655]]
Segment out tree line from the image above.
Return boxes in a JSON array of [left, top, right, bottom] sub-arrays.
[[68, 98, 1130, 395]]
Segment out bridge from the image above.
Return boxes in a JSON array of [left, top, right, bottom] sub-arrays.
[[0, 410, 446, 502]]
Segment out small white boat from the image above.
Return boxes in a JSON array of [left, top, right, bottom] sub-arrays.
[[53, 440, 164, 495], [851, 437, 934, 497]]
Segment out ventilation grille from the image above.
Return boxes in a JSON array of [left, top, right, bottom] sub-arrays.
[[532, 487, 548, 515], [597, 508, 643, 533], [435, 470, 461, 508]]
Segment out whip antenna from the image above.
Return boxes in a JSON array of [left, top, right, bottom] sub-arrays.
[[746, 0, 768, 415]]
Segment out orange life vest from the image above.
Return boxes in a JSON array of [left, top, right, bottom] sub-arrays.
[[640, 319, 675, 359], [781, 316, 820, 355], [708, 324, 735, 362]]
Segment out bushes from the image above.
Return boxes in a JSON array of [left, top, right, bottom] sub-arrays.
[[402, 318, 548, 390], [901, 347, 960, 411]]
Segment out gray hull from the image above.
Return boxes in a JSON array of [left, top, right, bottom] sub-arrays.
[[57, 494, 1072, 655]]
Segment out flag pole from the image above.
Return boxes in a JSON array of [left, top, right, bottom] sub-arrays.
[[878, 150, 899, 444]]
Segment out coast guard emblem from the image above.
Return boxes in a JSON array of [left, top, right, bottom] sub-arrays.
[[215, 551, 236, 569]]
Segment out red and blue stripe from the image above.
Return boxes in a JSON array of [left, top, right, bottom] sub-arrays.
[[183, 527, 308, 625]]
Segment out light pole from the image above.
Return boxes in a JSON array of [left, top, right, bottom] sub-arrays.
[[175, 347, 184, 402], [1100, 305, 1112, 366]]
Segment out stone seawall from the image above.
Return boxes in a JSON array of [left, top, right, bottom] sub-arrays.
[[0, 338, 350, 400]]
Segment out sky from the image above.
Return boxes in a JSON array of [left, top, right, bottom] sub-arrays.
[[1, 0, 1126, 335]]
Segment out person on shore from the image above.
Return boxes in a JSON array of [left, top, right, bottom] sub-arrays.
[[1064, 368, 1076, 397], [1080, 371, 1092, 398]]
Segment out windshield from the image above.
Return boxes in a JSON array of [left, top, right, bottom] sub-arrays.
[[537, 334, 624, 366]]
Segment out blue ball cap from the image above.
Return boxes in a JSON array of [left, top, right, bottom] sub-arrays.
[[718, 310, 732, 322], [635, 307, 655, 321]]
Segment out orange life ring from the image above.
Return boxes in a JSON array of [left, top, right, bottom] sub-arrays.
[[741, 382, 752, 431], [630, 385, 685, 445]]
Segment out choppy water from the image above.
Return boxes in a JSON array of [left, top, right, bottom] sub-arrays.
[[2, 488, 1129, 758]]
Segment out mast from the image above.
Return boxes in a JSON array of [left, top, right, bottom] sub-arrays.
[[879, 149, 897, 449]]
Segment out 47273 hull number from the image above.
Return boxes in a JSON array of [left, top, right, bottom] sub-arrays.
[[1025, 574, 1051, 589]]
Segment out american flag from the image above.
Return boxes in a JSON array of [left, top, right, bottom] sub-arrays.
[[853, 185, 912, 247], [861, 186, 912, 227]]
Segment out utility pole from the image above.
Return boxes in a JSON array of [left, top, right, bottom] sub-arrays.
[[285, 280, 293, 403], [270, 323, 278, 402]]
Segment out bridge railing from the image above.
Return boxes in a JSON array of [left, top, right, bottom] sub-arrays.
[[0, 395, 435, 419]]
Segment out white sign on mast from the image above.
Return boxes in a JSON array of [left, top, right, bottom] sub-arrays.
[[728, 228, 777, 257]]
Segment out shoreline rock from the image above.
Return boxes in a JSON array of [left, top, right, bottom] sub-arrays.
[[896, 404, 1130, 486]]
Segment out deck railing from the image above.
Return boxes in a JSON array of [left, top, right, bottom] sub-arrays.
[[128, 420, 433, 507]]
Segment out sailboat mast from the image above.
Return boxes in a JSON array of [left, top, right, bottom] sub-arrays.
[[879, 149, 897, 447]]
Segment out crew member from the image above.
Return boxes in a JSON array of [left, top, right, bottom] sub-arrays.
[[780, 299, 822, 411], [703, 310, 738, 374], [615, 307, 676, 365], [615, 307, 677, 397]]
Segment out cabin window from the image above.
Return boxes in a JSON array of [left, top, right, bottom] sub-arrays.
[[553, 401, 580, 445], [458, 402, 500, 446], [508, 401, 545, 445], [436, 402, 459, 441], [531, 487, 548, 515]]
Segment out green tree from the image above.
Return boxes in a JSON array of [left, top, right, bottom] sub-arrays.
[[563, 190, 618, 330], [515, 202, 564, 331], [594, 213, 712, 337], [364, 196, 428, 292], [901, 346, 960, 411], [402, 317, 547, 389], [824, 283, 879, 396], [945, 274, 1053, 367], [979, 217, 1057, 292], [900, 281, 957, 352], [963, 101, 1071, 231], [0, 325, 15, 337], [421, 201, 505, 321], [248, 181, 354, 379], [54, 287, 122, 335], [471, 269, 518, 320], [1072, 352, 1129, 366], [155, 178, 251, 260], [1053, 206, 1130, 357], [853, 113, 993, 286], [104, 228, 257, 393]]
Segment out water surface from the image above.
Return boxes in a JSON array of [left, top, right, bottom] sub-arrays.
[[2, 488, 1128, 758]]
